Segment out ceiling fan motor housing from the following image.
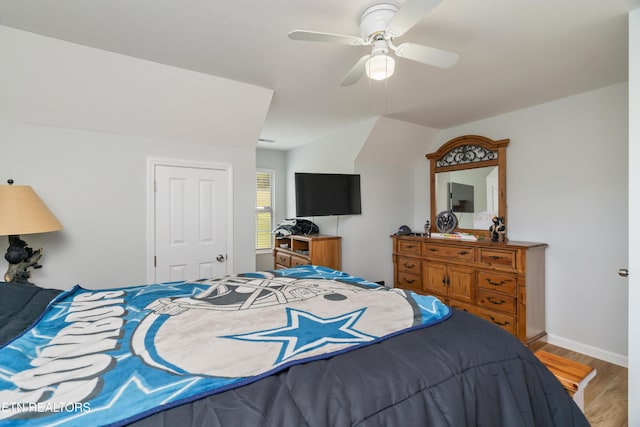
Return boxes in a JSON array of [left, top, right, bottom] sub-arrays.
[[360, 3, 398, 41], [371, 39, 390, 56]]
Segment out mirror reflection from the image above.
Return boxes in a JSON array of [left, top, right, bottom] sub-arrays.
[[435, 166, 498, 230]]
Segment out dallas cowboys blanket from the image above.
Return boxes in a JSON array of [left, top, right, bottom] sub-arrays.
[[0, 266, 450, 426]]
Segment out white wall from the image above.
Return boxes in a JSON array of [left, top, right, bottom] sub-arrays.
[[436, 83, 629, 365], [344, 162, 416, 284], [0, 26, 273, 289], [0, 26, 272, 149], [356, 116, 441, 233], [2, 123, 257, 289]]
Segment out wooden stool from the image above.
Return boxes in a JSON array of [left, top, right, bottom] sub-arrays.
[[534, 349, 597, 411]]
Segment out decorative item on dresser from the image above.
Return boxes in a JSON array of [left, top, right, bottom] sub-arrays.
[[392, 235, 547, 345], [489, 216, 506, 242], [273, 234, 341, 270]]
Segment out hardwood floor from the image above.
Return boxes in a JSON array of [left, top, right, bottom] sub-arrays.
[[529, 342, 628, 427]]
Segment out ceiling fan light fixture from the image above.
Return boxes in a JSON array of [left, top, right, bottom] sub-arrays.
[[289, 0, 459, 86], [365, 53, 395, 81]]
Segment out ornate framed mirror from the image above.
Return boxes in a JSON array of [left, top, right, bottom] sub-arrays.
[[426, 135, 509, 238]]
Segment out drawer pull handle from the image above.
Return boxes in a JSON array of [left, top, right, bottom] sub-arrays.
[[428, 248, 438, 252], [485, 279, 507, 287], [490, 316, 510, 326], [458, 251, 470, 256], [404, 278, 415, 284], [486, 297, 505, 305], [406, 244, 416, 249], [490, 255, 504, 260], [403, 263, 415, 268]]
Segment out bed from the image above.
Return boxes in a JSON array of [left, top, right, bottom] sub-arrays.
[[0, 266, 589, 427]]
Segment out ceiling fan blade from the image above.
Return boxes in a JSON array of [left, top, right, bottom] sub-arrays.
[[340, 55, 370, 86], [288, 30, 364, 46], [386, 0, 444, 38], [394, 42, 459, 68]]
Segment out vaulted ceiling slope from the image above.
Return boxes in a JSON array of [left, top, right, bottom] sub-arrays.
[[0, 0, 637, 150], [1, 25, 274, 150]]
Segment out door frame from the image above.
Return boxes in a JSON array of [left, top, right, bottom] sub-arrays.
[[146, 157, 234, 283], [628, 8, 639, 425]]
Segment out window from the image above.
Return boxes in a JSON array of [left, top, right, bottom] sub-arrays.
[[256, 169, 275, 251]]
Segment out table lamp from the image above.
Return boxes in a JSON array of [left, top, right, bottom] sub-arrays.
[[0, 180, 63, 283]]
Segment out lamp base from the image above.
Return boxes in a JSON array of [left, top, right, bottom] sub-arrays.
[[4, 235, 43, 284]]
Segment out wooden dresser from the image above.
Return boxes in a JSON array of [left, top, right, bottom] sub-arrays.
[[273, 234, 341, 270], [392, 235, 547, 345]]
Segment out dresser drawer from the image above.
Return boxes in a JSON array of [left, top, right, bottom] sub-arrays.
[[477, 289, 516, 314], [275, 252, 291, 268], [474, 307, 516, 335], [291, 255, 310, 267], [447, 300, 475, 313], [397, 256, 421, 274], [477, 271, 517, 295], [397, 239, 421, 256], [397, 271, 422, 292], [423, 243, 474, 263], [478, 248, 517, 269]]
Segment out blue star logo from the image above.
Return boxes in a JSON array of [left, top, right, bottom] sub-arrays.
[[226, 308, 377, 364]]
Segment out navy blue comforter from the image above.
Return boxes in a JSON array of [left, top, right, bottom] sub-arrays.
[[0, 278, 588, 427], [129, 307, 589, 427]]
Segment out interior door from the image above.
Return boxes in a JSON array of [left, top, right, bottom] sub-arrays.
[[154, 164, 228, 283], [628, 8, 639, 426]]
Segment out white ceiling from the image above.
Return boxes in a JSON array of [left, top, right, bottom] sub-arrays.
[[1, 0, 637, 150]]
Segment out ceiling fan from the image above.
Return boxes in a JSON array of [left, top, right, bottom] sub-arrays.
[[288, 0, 459, 86]]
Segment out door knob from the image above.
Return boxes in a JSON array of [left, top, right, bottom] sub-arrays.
[[216, 254, 226, 262], [618, 268, 629, 277]]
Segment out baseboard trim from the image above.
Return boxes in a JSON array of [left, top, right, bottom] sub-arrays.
[[546, 333, 628, 368]]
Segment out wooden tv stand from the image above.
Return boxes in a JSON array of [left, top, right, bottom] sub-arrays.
[[273, 234, 341, 270]]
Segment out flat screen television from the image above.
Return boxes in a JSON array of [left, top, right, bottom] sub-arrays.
[[449, 182, 474, 213], [295, 173, 362, 217]]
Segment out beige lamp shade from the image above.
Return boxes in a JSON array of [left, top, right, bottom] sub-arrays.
[[0, 185, 63, 236]]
